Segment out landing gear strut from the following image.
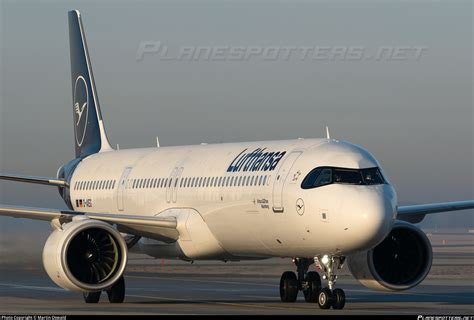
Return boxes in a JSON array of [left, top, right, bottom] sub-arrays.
[[316, 255, 346, 309], [279, 256, 346, 309], [82, 276, 126, 304], [279, 258, 321, 303]]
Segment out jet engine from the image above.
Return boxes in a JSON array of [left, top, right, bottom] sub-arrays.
[[43, 217, 128, 292], [347, 221, 432, 291]]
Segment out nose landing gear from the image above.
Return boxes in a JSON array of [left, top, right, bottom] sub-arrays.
[[316, 255, 346, 310], [279, 256, 346, 309]]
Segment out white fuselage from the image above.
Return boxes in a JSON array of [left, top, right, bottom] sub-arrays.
[[69, 138, 397, 261]]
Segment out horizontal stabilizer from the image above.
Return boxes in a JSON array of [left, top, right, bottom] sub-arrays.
[[0, 173, 68, 187]]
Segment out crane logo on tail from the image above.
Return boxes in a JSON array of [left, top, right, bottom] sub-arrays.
[[73, 75, 89, 147], [74, 102, 87, 125]]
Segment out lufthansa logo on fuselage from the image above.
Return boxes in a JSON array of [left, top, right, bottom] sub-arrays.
[[227, 148, 287, 172], [73, 75, 89, 147]]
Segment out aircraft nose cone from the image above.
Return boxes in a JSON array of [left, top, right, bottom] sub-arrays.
[[342, 186, 395, 252]]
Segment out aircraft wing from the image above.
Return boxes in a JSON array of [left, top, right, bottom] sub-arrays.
[[0, 204, 178, 242], [0, 173, 68, 187], [397, 200, 474, 223]]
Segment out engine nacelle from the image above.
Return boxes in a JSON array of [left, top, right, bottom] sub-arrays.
[[347, 221, 432, 291], [43, 217, 128, 292]]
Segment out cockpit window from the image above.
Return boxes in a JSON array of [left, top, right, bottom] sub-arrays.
[[301, 167, 385, 189]]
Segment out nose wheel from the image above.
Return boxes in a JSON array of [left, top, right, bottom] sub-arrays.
[[316, 255, 346, 309]]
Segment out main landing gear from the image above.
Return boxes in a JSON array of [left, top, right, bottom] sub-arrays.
[[279, 256, 346, 309], [82, 276, 126, 304]]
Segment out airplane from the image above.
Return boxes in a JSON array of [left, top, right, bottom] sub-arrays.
[[0, 10, 473, 310]]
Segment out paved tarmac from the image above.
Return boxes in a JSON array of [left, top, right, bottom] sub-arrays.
[[0, 232, 472, 315]]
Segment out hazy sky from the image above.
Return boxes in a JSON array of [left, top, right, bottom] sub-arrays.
[[0, 0, 472, 251]]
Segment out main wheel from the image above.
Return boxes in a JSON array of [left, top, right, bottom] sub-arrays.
[[332, 288, 346, 309], [107, 276, 125, 303], [83, 291, 101, 303], [317, 287, 333, 309], [279, 271, 298, 302], [303, 271, 322, 303]]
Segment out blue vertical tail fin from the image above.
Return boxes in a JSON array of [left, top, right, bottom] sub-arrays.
[[68, 10, 112, 158]]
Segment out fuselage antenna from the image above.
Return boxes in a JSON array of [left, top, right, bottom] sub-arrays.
[[326, 126, 331, 140]]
